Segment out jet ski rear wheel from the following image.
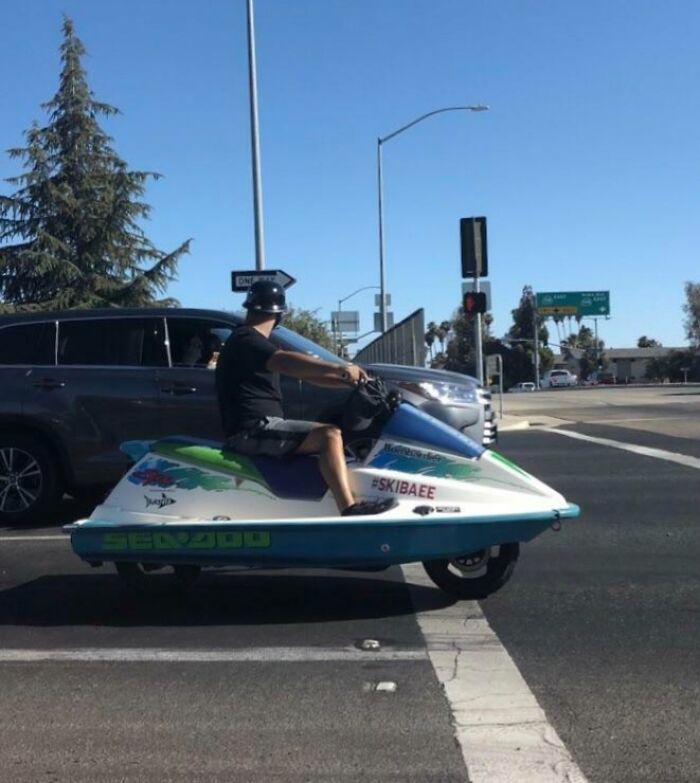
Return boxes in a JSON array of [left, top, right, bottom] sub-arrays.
[[422, 542, 520, 600], [115, 562, 201, 591]]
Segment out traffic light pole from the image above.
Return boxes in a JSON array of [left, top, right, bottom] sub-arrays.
[[474, 273, 484, 384]]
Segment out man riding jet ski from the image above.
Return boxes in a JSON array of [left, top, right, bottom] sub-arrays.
[[65, 283, 580, 597], [215, 280, 394, 517]]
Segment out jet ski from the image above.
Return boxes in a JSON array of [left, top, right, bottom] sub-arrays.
[[65, 385, 579, 599]]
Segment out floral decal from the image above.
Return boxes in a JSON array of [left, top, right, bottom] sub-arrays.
[[128, 458, 233, 492]]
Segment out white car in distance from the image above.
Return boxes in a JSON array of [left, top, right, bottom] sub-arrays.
[[542, 369, 578, 388], [509, 382, 536, 393]]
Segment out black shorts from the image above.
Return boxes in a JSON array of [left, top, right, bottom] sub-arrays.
[[225, 417, 316, 457]]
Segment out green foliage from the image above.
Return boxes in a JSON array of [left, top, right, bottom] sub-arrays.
[[683, 282, 700, 347], [503, 285, 552, 385], [645, 349, 699, 382], [283, 305, 335, 351], [508, 286, 549, 346], [0, 17, 189, 313], [637, 335, 661, 348], [561, 325, 606, 380], [445, 307, 477, 375], [424, 321, 438, 361]]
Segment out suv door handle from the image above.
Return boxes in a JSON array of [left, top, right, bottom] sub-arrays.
[[160, 384, 198, 395], [33, 378, 66, 390]]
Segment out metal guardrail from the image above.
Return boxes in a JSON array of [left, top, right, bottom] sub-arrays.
[[354, 308, 426, 367]]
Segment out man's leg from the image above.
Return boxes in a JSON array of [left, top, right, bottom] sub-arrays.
[[295, 424, 354, 512]]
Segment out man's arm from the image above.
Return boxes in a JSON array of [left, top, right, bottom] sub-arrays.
[[267, 350, 366, 387]]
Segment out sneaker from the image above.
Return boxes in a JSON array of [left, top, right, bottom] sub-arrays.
[[341, 498, 397, 517]]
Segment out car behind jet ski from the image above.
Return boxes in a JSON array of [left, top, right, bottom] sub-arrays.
[[65, 382, 579, 599]]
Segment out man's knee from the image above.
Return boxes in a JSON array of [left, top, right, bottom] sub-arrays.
[[320, 425, 343, 450]]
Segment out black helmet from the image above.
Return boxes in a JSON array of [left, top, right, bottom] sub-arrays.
[[243, 280, 287, 313]]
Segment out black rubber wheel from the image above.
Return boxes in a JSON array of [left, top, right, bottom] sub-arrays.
[[115, 562, 201, 592], [423, 542, 520, 600], [0, 432, 61, 524]]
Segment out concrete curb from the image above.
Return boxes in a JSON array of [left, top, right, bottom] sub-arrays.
[[498, 419, 530, 432], [497, 417, 531, 432]]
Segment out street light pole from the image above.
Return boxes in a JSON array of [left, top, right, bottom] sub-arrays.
[[246, 0, 266, 270], [376, 105, 488, 334], [377, 142, 387, 333], [336, 285, 381, 356]]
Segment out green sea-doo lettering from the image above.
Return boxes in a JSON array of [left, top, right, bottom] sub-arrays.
[[103, 533, 128, 551], [216, 531, 243, 548], [190, 531, 217, 549], [152, 531, 180, 549], [100, 529, 272, 552], [244, 531, 271, 548], [129, 532, 153, 550]]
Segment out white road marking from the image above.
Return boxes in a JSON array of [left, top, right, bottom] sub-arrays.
[[546, 428, 700, 470], [585, 416, 689, 423], [0, 647, 425, 663], [0, 535, 66, 542], [402, 563, 589, 783]]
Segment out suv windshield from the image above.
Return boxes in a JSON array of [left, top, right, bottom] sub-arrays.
[[274, 326, 346, 365]]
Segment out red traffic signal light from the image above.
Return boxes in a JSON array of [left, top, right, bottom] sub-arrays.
[[463, 291, 487, 315]]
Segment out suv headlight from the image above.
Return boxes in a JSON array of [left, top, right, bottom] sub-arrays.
[[398, 381, 477, 406]]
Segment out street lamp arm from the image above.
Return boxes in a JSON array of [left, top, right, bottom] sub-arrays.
[[379, 105, 488, 145], [376, 102, 487, 337], [340, 285, 381, 306]]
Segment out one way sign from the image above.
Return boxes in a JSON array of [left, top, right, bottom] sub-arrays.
[[231, 269, 297, 292]]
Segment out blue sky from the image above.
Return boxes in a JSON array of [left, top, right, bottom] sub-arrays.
[[2, 0, 699, 351]]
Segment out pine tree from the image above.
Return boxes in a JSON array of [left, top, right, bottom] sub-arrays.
[[0, 17, 189, 312], [500, 286, 555, 383]]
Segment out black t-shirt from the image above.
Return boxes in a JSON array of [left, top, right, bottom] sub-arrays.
[[215, 325, 284, 435]]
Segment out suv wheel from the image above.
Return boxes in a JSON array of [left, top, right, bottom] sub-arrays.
[[0, 433, 61, 523]]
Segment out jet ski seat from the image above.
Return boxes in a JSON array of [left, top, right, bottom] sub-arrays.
[[153, 436, 328, 500]]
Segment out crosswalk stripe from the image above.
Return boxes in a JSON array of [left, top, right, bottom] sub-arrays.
[[545, 427, 700, 470], [0, 647, 425, 663], [402, 563, 590, 783]]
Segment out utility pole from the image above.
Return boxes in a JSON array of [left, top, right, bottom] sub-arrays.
[[593, 317, 599, 370], [246, 0, 266, 270], [532, 291, 540, 389]]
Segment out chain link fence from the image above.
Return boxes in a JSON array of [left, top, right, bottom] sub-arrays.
[[354, 308, 426, 367]]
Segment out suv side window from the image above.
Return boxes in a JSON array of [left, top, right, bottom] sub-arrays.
[[166, 318, 233, 369], [141, 318, 168, 367], [0, 322, 56, 365], [58, 318, 166, 367]]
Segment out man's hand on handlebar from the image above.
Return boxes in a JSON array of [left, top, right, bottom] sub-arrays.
[[342, 364, 369, 385]]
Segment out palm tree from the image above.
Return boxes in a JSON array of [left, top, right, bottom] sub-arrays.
[[437, 320, 452, 352], [425, 321, 439, 361]]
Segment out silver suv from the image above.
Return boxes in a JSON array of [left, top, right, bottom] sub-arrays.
[[0, 308, 496, 522]]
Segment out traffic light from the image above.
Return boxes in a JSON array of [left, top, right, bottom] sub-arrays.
[[463, 291, 487, 315], [460, 217, 488, 278]]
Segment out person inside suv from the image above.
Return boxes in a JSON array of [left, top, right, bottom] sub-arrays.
[[215, 281, 395, 517]]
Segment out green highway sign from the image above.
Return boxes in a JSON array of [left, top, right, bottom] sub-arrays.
[[536, 291, 610, 317]]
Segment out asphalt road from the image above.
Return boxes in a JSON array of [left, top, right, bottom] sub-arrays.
[[1, 388, 699, 782]]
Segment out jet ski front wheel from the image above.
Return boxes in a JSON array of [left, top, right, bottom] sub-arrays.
[[422, 543, 519, 600], [115, 562, 202, 592]]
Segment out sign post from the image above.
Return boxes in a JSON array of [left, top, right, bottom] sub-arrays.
[[486, 354, 503, 417], [231, 269, 296, 292], [460, 217, 488, 385], [532, 291, 540, 390]]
